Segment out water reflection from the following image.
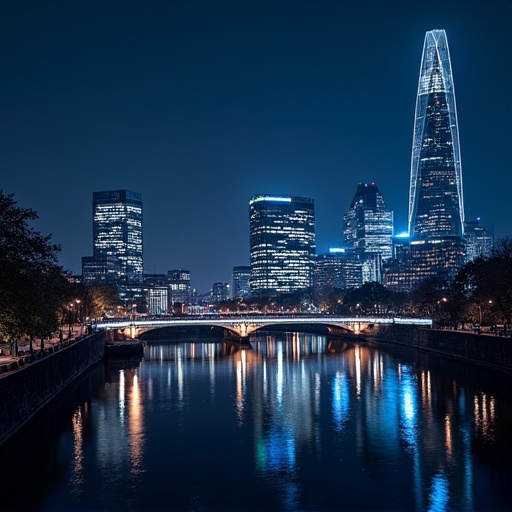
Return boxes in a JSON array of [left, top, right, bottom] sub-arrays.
[[1, 332, 510, 511]]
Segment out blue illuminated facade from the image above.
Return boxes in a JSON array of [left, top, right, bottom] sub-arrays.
[[399, 30, 466, 289]]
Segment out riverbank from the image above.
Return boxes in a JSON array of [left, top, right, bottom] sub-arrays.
[[359, 324, 512, 373], [0, 332, 104, 448]]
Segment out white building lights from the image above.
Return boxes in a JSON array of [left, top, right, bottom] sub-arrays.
[[249, 194, 316, 297]]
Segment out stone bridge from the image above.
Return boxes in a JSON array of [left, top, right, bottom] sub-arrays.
[[93, 315, 432, 340]]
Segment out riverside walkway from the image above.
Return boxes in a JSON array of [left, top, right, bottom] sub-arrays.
[[0, 326, 84, 373]]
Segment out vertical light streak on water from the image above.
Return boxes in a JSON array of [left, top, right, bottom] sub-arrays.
[[314, 372, 321, 416], [128, 373, 145, 475], [292, 332, 299, 361], [71, 406, 84, 495], [236, 359, 244, 426], [399, 364, 422, 510], [332, 371, 349, 432], [462, 422, 474, 510], [444, 414, 453, 462], [177, 346, 184, 403], [263, 360, 268, 401], [277, 343, 284, 406], [355, 345, 361, 397], [119, 370, 125, 428], [427, 473, 449, 512], [209, 343, 216, 397]]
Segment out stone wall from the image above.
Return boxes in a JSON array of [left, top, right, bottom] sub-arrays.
[[360, 324, 512, 373], [0, 332, 104, 448]]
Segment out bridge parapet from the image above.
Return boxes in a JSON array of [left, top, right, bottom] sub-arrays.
[[95, 316, 432, 339]]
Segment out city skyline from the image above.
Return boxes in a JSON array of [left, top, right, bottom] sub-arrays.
[[1, 1, 511, 292]]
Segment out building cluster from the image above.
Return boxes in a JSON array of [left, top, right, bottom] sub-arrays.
[[80, 29, 494, 315]]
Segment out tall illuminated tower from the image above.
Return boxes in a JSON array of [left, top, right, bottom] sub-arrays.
[[407, 30, 466, 284], [249, 194, 316, 297], [343, 182, 393, 260], [92, 190, 143, 284]]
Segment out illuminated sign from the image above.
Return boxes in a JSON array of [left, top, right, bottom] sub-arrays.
[[249, 195, 292, 205]]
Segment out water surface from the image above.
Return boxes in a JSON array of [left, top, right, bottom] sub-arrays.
[[1, 332, 511, 511]]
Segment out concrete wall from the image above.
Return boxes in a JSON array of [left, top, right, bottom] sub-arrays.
[[360, 324, 512, 373], [0, 332, 104, 448]]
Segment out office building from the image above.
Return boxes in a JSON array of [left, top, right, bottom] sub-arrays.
[[343, 182, 393, 261], [232, 266, 251, 299], [81, 255, 120, 285], [92, 190, 143, 284], [146, 287, 168, 316], [387, 30, 466, 291], [211, 282, 230, 303], [167, 269, 191, 307], [314, 248, 381, 291], [249, 194, 316, 297], [464, 219, 494, 262]]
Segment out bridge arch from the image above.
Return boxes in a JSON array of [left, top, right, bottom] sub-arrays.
[[95, 315, 431, 341]]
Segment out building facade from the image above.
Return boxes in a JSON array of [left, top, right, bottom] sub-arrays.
[[211, 282, 230, 303], [145, 286, 168, 315], [92, 190, 143, 284], [167, 269, 191, 307], [464, 219, 494, 262], [249, 194, 316, 297], [343, 182, 393, 261], [81, 255, 121, 285], [232, 266, 251, 299], [314, 248, 381, 291], [387, 30, 466, 291]]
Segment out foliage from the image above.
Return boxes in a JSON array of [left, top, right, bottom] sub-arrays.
[[84, 284, 122, 319], [344, 282, 407, 315], [0, 191, 69, 343], [451, 237, 512, 326]]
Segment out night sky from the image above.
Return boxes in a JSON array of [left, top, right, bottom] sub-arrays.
[[1, 0, 511, 293]]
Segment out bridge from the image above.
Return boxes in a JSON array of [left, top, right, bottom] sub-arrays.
[[93, 315, 432, 340]]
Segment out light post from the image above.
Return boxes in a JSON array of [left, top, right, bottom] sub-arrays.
[[68, 303, 74, 337], [76, 299, 83, 337]]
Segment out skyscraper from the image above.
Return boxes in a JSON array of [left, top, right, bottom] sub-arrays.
[[343, 182, 393, 260], [409, 30, 464, 240], [92, 190, 143, 284], [407, 29, 466, 285], [249, 194, 316, 297], [464, 218, 494, 262], [167, 269, 191, 306], [232, 266, 251, 299]]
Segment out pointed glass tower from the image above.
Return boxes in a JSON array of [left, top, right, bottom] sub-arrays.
[[384, 30, 466, 292], [408, 29, 465, 240]]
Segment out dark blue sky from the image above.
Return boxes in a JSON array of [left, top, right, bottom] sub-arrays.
[[1, 0, 511, 292]]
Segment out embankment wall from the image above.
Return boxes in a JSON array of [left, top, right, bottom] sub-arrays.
[[360, 324, 511, 373], [0, 332, 104, 448]]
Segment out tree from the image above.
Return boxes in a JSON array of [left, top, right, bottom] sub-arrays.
[[344, 282, 405, 315], [0, 191, 68, 353], [84, 284, 121, 320], [451, 237, 512, 329]]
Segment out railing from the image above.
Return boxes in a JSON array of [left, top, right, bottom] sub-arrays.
[[94, 315, 433, 330]]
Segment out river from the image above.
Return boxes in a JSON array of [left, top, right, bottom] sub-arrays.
[[1, 331, 510, 511]]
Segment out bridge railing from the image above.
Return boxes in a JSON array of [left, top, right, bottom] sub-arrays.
[[93, 314, 433, 330]]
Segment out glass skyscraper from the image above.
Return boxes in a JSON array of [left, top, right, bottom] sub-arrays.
[[464, 218, 494, 262], [232, 266, 251, 299], [343, 182, 393, 261], [167, 269, 191, 306], [92, 190, 143, 284], [407, 29, 466, 284], [409, 29, 464, 240], [249, 194, 316, 297]]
